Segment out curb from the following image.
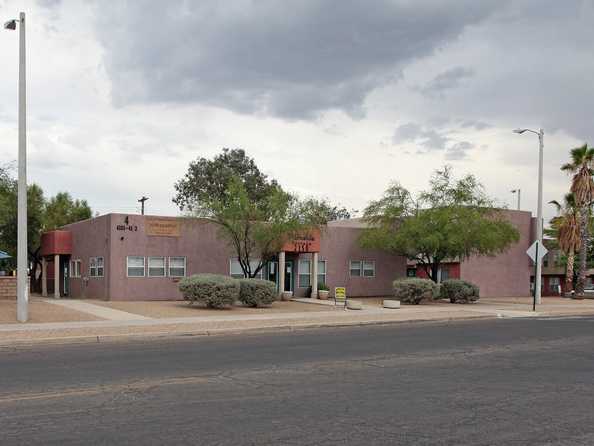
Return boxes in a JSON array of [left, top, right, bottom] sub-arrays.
[[0, 314, 496, 348]]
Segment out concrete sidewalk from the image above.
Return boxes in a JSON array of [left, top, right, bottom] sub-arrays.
[[2, 297, 594, 346]]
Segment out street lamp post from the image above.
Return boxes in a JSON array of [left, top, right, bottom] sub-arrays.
[[514, 127, 544, 305], [511, 188, 521, 210], [4, 13, 28, 322]]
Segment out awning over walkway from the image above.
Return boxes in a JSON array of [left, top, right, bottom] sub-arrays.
[[40, 230, 72, 257]]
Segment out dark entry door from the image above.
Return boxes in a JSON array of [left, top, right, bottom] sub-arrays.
[[284, 261, 293, 292]]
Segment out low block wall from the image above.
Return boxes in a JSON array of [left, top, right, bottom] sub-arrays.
[[0, 277, 17, 300]]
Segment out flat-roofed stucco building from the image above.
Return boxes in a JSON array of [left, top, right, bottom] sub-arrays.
[[407, 210, 535, 297], [39, 213, 407, 300], [39, 209, 537, 301]]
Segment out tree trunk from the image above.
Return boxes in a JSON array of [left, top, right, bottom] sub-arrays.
[[431, 263, 440, 283], [575, 209, 589, 296], [566, 248, 575, 293]]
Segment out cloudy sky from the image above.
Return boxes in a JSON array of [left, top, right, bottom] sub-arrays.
[[0, 0, 592, 221]]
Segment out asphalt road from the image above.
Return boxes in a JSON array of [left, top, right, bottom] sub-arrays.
[[2, 317, 594, 445]]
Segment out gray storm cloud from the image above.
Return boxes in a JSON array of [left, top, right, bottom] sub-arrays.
[[92, 0, 501, 119]]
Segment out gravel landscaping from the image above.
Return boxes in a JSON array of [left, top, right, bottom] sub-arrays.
[[87, 299, 335, 319]]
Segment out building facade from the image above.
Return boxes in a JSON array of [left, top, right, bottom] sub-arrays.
[[38, 209, 539, 301], [39, 214, 407, 301], [406, 210, 535, 297]]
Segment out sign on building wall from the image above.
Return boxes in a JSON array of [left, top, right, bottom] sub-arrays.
[[146, 218, 180, 237], [282, 229, 321, 253]]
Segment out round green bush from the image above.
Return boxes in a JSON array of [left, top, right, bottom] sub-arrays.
[[393, 278, 439, 305], [238, 279, 277, 307], [440, 279, 480, 303], [178, 274, 240, 308]]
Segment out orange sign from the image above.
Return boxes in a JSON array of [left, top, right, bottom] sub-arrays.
[[146, 218, 180, 237], [282, 229, 321, 253]]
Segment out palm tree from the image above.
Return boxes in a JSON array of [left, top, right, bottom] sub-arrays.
[[561, 144, 594, 295], [549, 193, 580, 292]]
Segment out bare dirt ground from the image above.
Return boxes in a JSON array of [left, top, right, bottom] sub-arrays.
[[87, 299, 335, 319], [0, 298, 102, 324]]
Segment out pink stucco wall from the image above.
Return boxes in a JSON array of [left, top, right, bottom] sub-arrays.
[[318, 226, 407, 297], [64, 214, 407, 300], [64, 214, 111, 299], [107, 214, 236, 300], [460, 210, 533, 297]]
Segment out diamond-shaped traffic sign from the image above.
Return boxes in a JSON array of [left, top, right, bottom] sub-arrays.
[[526, 240, 548, 262]]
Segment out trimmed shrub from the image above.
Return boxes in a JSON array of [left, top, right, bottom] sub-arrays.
[[238, 279, 277, 307], [440, 279, 480, 304], [393, 278, 439, 305], [178, 274, 240, 308]]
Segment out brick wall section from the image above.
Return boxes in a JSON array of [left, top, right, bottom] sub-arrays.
[[0, 277, 17, 300]]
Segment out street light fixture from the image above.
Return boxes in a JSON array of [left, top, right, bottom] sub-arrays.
[[513, 127, 544, 305], [511, 189, 521, 210], [4, 19, 17, 30], [4, 12, 28, 322]]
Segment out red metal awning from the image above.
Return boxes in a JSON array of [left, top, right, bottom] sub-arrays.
[[40, 230, 72, 257]]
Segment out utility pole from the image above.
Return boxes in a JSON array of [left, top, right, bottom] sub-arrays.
[[138, 196, 149, 215], [5, 13, 28, 322]]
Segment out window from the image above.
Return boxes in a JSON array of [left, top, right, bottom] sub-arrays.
[[349, 260, 362, 277], [127, 256, 145, 277], [229, 258, 262, 279], [350, 260, 374, 278], [317, 260, 327, 286], [148, 256, 165, 277], [440, 267, 449, 282], [70, 259, 82, 278], [407, 268, 416, 278], [169, 257, 186, 277], [89, 257, 104, 277], [299, 259, 311, 288], [363, 261, 375, 277], [549, 277, 560, 293]]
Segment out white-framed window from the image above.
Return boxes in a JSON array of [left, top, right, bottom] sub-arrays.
[[363, 261, 375, 277], [317, 260, 327, 286], [229, 258, 262, 279], [549, 276, 561, 292], [127, 256, 145, 277], [89, 256, 104, 277], [169, 256, 186, 277], [148, 256, 166, 277], [298, 259, 311, 288], [349, 260, 362, 277], [70, 259, 82, 278]]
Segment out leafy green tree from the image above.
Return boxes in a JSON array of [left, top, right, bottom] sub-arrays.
[[360, 167, 520, 282], [0, 166, 45, 271], [561, 144, 594, 295], [294, 198, 352, 224], [173, 148, 279, 214], [45, 192, 92, 230], [205, 176, 324, 278], [0, 165, 92, 290], [173, 149, 347, 278]]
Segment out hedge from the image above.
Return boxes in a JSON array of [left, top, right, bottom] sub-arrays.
[[439, 279, 480, 304], [178, 274, 239, 308], [393, 278, 439, 305], [238, 279, 277, 307]]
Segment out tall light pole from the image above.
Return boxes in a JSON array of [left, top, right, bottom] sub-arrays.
[[511, 188, 521, 210], [514, 127, 544, 304], [4, 13, 28, 322]]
